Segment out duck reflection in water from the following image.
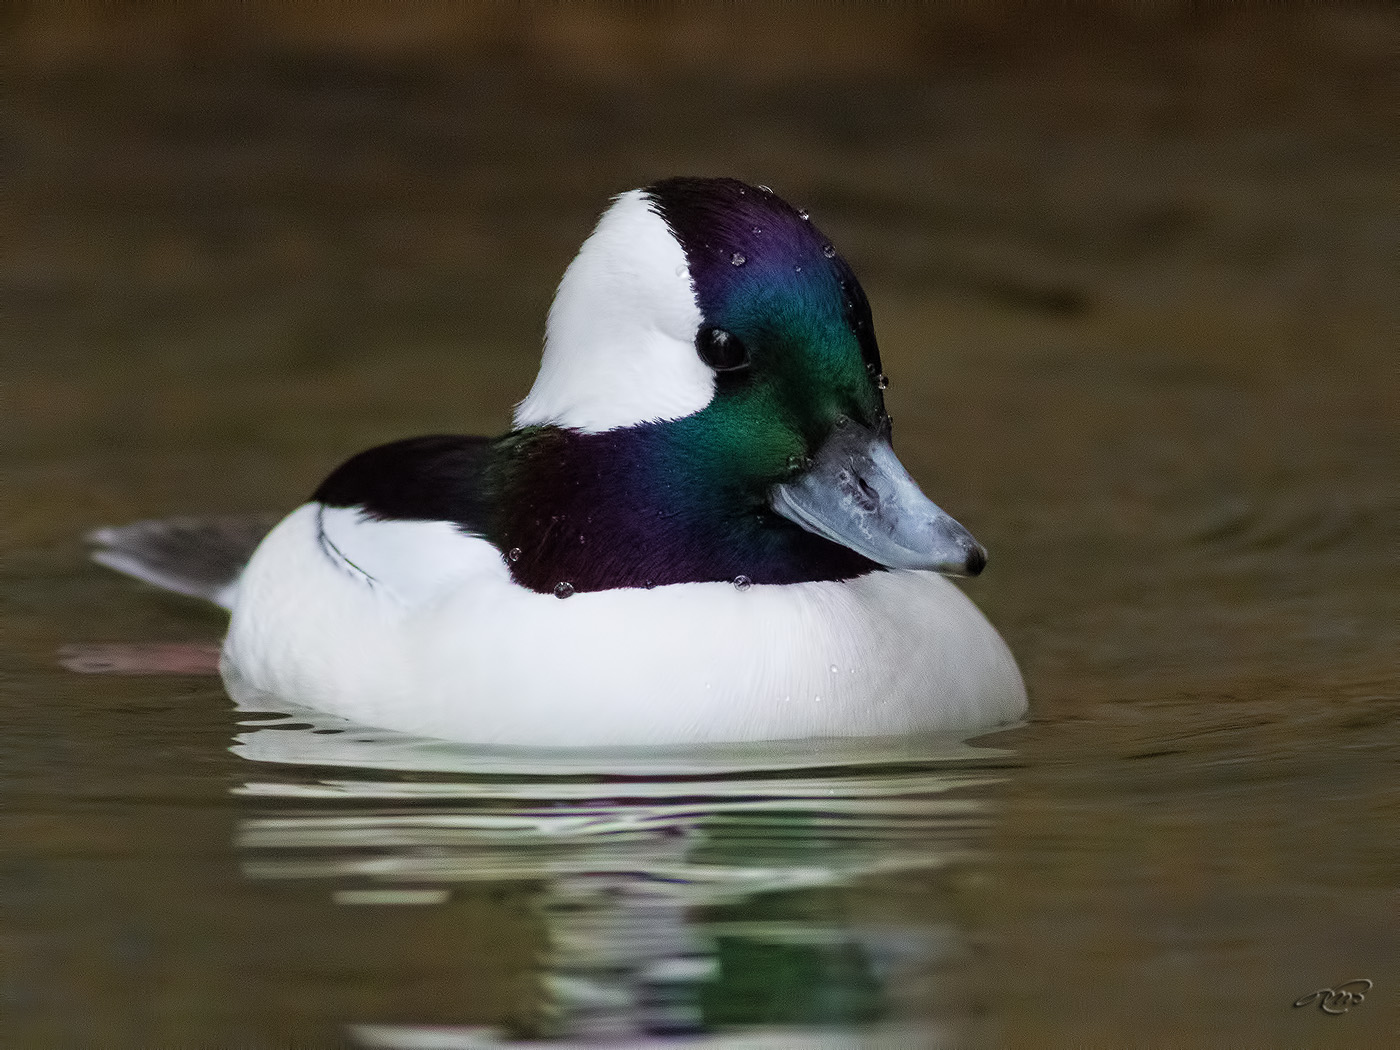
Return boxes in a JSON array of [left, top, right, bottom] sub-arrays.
[[231, 703, 1009, 1047]]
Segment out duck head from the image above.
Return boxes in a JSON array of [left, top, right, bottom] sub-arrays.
[[511, 177, 986, 582]]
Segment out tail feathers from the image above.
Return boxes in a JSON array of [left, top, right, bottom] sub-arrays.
[[88, 514, 281, 610]]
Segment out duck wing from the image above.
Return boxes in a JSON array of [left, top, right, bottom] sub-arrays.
[[312, 434, 494, 525], [309, 434, 502, 607], [91, 436, 501, 612]]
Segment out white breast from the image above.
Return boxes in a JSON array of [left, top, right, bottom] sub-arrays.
[[221, 505, 1027, 746]]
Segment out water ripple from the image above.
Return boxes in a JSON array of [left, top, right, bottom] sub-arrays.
[[231, 702, 1009, 1045]]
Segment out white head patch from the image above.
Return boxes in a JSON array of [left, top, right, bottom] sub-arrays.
[[513, 189, 714, 433]]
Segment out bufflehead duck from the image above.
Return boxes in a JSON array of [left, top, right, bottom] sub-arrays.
[[94, 177, 1026, 745]]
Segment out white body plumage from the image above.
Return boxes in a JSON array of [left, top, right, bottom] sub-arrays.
[[221, 505, 1026, 745]]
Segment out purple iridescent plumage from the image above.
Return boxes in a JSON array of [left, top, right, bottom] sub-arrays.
[[645, 177, 882, 377]]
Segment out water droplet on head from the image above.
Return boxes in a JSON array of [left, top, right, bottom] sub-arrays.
[[793, 265, 802, 273], [814, 695, 822, 703], [785, 453, 812, 472], [823, 244, 836, 258], [798, 208, 809, 220], [834, 414, 850, 428], [674, 263, 687, 277], [829, 664, 839, 674], [732, 574, 752, 591], [876, 373, 889, 390], [751, 225, 762, 235], [553, 581, 575, 599], [507, 547, 522, 563], [578, 534, 587, 545], [758, 184, 772, 193], [644, 579, 656, 589], [730, 252, 746, 267]]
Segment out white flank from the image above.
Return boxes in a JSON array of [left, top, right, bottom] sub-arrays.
[[221, 505, 1028, 747], [513, 189, 714, 433]]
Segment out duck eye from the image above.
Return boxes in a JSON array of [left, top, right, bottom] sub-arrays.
[[697, 327, 750, 372]]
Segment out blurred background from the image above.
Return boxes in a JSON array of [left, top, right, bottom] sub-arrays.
[[3, 6, 1397, 1048]]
